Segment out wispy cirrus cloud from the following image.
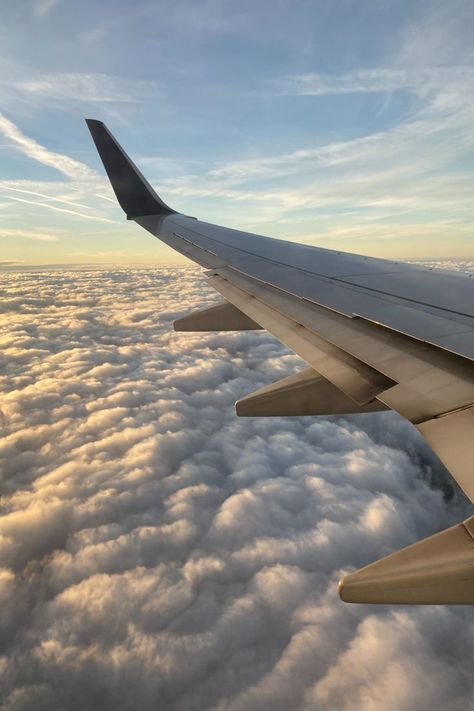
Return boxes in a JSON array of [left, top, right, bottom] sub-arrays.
[[1, 184, 93, 210], [0, 112, 96, 181], [277, 66, 474, 98], [0, 59, 160, 120], [0, 2, 473, 263], [0, 227, 60, 241], [0, 115, 124, 230], [153, 59, 474, 257], [33, 0, 61, 17], [17, 72, 158, 104], [3, 194, 120, 223], [211, 67, 474, 191]]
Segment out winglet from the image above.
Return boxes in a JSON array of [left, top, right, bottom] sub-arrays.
[[85, 119, 176, 218]]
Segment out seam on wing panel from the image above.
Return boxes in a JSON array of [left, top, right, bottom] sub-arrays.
[[462, 517, 474, 540], [170, 223, 474, 321], [414, 402, 474, 425]]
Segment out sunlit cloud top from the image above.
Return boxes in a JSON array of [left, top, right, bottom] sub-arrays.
[[0, 0, 473, 264]]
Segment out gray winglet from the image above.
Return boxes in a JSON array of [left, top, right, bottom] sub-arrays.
[[85, 119, 176, 218]]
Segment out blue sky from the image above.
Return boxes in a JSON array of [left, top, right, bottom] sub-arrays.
[[0, 0, 473, 264]]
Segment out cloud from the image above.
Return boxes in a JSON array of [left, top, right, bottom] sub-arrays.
[[1, 185, 92, 210], [0, 113, 96, 181], [17, 72, 158, 104], [33, 0, 60, 18], [0, 228, 59, 241], [0, 116, 123, 235], [0, 265, 472, 710], [152, 58, 474, 257], [277, 66, 474, 99], [193, 69, 474, 196], [1, 53, 473, 259], [2, 194, 120, 224]]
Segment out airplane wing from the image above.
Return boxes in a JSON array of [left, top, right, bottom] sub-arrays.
[[86, 119, 474, 605]]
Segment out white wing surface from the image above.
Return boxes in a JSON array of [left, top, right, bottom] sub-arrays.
[[87, 119, 474, 604]]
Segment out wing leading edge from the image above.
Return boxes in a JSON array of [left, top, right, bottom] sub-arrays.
[[87, 119, 474, 605]]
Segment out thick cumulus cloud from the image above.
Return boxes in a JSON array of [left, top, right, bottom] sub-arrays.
[[0, 265, 473, 711]]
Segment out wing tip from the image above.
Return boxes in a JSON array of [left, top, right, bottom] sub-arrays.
[[85, 118, 176, 218], [85, 117, 105, 132]]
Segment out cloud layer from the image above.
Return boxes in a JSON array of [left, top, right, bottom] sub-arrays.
[[0, 266, 473, 710]]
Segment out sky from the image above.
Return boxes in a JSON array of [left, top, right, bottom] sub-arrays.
[[1, 264, 473, 710], [0, 0, 473, 264]]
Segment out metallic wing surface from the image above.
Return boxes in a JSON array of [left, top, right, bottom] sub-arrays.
[[86, 119, 474, 605]]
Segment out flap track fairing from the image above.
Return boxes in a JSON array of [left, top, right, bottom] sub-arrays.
[[173, 301, 262, 331], [339, 515, 474, 604], [236, 367, 389, 417]]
